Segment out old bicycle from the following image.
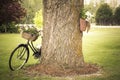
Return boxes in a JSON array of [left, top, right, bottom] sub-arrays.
[[9, 26, 42, 71]]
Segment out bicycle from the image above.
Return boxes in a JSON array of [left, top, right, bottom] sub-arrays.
[[9, 26, 42, 71]]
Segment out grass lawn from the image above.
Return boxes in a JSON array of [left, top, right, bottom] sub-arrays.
[[0, 28, 120, 80]]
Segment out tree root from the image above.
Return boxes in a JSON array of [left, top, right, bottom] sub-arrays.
[[24, 63, 101, 77]]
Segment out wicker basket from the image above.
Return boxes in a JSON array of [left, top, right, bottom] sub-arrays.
[[21, 32, 39, 41]]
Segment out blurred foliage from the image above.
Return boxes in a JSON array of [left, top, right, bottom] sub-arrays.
[[0, 0, 26, 25], [95, 3, 113, 25], [84, 0, 105, 22], [85, 0, 120, 25], [0, 0, 43, 33], [113, 5, 120, 25], [0, 22, 19, 33], [0, 0, 26, 33], [33, 10, 43, 28], [80, 8, 87, 19], [21, 0, 43, 24]]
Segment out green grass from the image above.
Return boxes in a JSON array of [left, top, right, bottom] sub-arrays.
[[0, 28, 120, 80]]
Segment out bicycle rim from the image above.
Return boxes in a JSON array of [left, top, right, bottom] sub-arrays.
[[9, 44, 29, 71]]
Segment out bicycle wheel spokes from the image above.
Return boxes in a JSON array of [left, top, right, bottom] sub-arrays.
[[17, 47, 27, 60], [9, 44, 29, 71]]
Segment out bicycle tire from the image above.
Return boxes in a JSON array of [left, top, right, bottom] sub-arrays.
[[9, 44, 29, 71]]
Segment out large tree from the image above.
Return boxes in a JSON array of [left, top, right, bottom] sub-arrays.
[[27, 0, 99, 76], [41, 0, 84, 69]]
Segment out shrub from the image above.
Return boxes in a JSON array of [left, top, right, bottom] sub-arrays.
[[33, 10, 43, 29], [95, 3, 113, 25], [113, 5, 120, 25], [0, 22, 19, 33]]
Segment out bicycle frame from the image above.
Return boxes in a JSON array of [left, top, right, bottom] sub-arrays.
[[9, 29, 42, 71], [27, 40, 38, 53]]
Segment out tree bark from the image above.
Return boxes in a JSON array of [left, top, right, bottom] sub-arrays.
[[41, 0, 84, 69]]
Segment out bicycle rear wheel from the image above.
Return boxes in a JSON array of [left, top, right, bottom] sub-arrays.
[[9, 44, 29, 71]]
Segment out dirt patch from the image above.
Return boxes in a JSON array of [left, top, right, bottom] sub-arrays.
[[24, 63, 101, 77]]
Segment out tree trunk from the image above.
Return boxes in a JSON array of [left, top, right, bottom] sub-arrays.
[[41, 0, 84, 69]]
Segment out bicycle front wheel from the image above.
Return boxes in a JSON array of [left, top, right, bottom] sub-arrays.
[[9, 44, 29, 71]]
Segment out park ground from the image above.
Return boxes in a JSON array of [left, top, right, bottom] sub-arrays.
[[0, 26, 120, 80]]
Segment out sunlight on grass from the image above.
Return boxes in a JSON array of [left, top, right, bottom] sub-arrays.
[[83, 28, 120, 80]]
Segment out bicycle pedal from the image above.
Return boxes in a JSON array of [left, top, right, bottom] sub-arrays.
[[33, 53, 40, 59]]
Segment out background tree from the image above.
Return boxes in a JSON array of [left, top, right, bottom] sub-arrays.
[[33, 10, 43, 28], [0, 0, 26, 32], [21, 0, 42, 23], [113, 5, 120, 25], [95, 3, 113, 25], [41, 0, 84, 69], [84, 0, 105, 23]]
